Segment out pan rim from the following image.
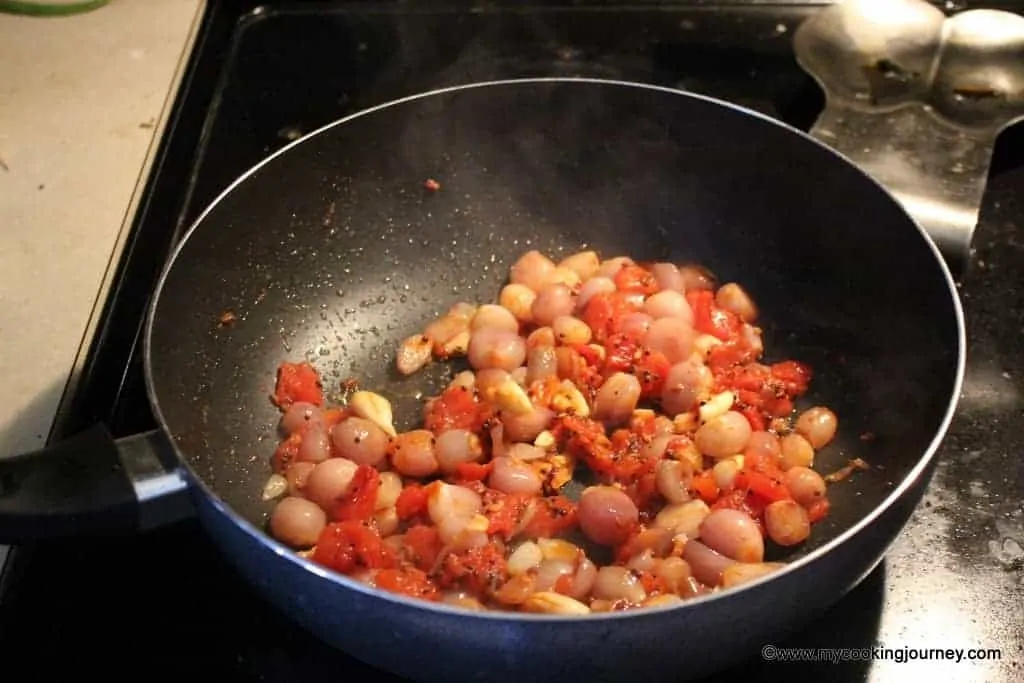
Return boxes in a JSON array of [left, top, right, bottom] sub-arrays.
[[143, 76, 967, 623]]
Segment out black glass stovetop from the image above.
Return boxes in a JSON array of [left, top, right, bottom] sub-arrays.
[[1, 2, 1022, 681]]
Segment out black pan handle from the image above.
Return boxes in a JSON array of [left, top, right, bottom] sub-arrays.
[[0, 425, 194, 543]]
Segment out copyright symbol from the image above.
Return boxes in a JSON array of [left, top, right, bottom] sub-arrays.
[[762, 645, 778, 661]]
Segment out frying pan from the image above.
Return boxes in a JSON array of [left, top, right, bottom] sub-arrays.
[[0, 79, 964, 682]]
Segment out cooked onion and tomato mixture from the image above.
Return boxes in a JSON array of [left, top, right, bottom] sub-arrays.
[[263, 250, 843, 614]]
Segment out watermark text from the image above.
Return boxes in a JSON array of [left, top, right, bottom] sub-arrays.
[[761, 643, 1002, 665]]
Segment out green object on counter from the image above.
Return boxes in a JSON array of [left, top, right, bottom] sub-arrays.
[[0, 0, 109, 16]]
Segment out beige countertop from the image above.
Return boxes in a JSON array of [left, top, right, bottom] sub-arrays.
[[0, 0, 205, 564]]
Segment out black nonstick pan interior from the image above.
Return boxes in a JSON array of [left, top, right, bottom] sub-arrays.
[[148, 79, 961, 568]]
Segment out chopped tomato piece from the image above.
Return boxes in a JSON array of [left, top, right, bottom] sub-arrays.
[[718, 363, 770, 393], [557, 415, 609, 457], [628, 410, 659, 440], [485, 493, 531, 540], [581, 293, 617, 342], [734, 469, 792, 503], [520, 496, 577, 538], [686, 290, 741, 342], [634, 350, 671, 398], [333, 465, 380, 522], [375, 567, 440, 601], [744, 493, 772, 521], [603, 334, 638, 373], [553, 348, 602, 390], [707, 341, 757, 370], [715, 360, 806, 424], [272, 361, 323, 409], [708, 308, 742, 342], [763, 396, 794, 418], [691, 469, 720, 504], [454, 461, 492, 482], [402, 524, 443, 571], [736, 388, 761, 407], [582, 292, 640, 343], [711, 489, 748, 513], [769, 360, 812, 397], [312, 521, 396, 574], [738, 406, 766, 432], [440, 542, 509, 596], [742, 444, 783, 477], [424, 385, 484, 433], [737, 450, 791, 521], [557, 417, 656, 481], [613, 264, 659, 295], [574, 343, 603, 367], [272, 431, 302, 473], [396, 483, 429, 520], [713, 488, 766, 515]]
